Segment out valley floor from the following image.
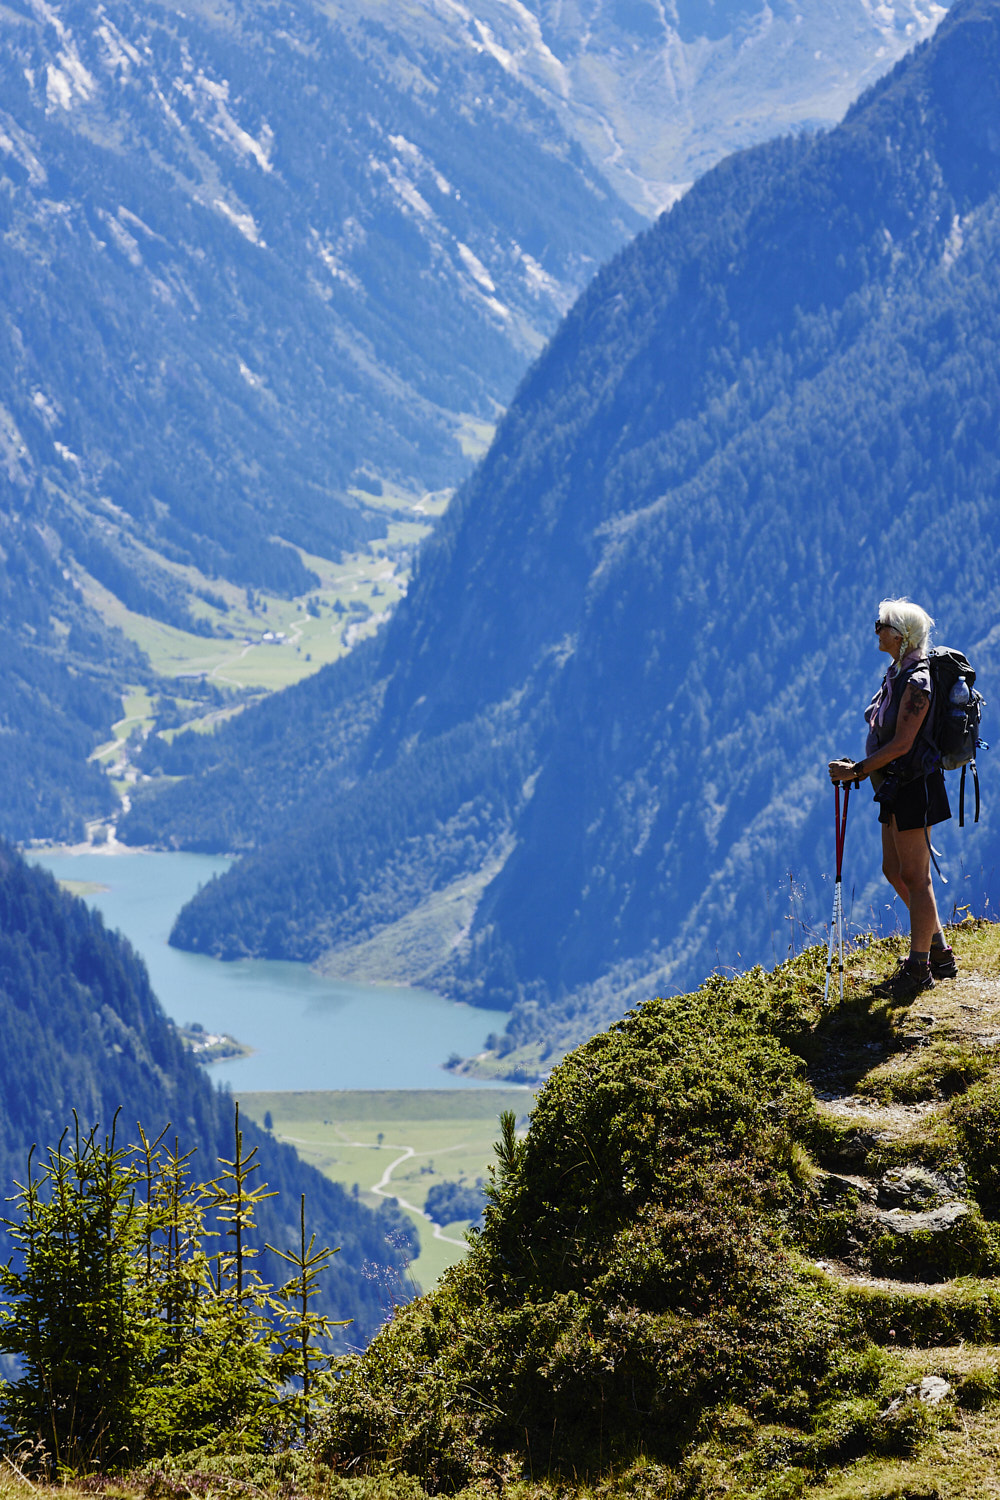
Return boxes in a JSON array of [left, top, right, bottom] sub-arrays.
[[239, 1089, 531, 1292]]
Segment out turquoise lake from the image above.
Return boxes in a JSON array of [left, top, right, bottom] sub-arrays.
[[31, 850, 495, 1092]]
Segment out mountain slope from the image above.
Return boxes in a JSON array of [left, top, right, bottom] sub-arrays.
[[153, 0, 1000, 1067], [0, 840, 413, 1346], [400, 0, 954, 215], [1, 0, 961, 852], [381, 0, 1000, 1045], [1, 0, 633, 581]]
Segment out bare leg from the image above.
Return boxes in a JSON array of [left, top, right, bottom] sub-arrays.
[[881, 821, 910, 907], [891, 822, 941, 954]]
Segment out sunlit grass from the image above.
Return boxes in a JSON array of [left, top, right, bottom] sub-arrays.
[[76, 513, 436, 694], [238, 1089, 530, 1292]]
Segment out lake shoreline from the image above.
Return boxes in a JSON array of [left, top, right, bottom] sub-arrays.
[[29, 848, 503, 1093]]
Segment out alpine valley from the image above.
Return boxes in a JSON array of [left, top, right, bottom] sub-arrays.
[[134, 0, 1000, 1078], [1, 0, 950, 840]]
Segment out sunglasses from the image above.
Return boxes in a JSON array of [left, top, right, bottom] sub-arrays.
[[874, 620, 895, 634]]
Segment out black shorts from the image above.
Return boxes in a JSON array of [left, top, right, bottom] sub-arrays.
[[877, 769, 951, 831]]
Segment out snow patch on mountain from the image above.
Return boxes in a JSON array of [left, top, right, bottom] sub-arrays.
[[28, 0, 68, 41], [457, 241, 496, 292], [31, 390, 60, 428], [150, 79, 184, 132], [480, 292, 511, 321], [941, 213, 964, 271], [0, 406, 33, 485], [238, 360, 264, 389], [388, 133, 422, 165], [491, 0, 570, 97], [0, 114, 46, 185], [520, 250, 563, 304], [859, 0, 947, 37], [427, 0, 569, 96], [470, 17, 516, 72], [45, 43, 97, 111], [370, 155, 437, 222], [176, 72, 274, 172], [389, 134, 454, 196], [117, 206, 164, 242], [96, 16, 142, 72], [213, 199, 264, 245], [98, 208, 142, 266], [53, 441, 81, 468], [310, 229, 364, 293]]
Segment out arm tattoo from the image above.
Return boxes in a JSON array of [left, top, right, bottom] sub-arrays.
[[901, 684, 929, 722]]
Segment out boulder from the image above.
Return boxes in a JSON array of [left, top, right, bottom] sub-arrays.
[[875, 1202, 968, 1235], [877, 1165, 967, 1210]]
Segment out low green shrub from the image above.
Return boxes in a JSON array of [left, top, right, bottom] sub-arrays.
[[951, 1081, 1000, 1211], [318, 947, 995, 1491], [317, 967, 884, 1488], [868, 1394, 940, 1457], [841, 1279, 1000, 1346], [807, 1396, 884, 1464], [956, 1363, 1000, 1410], [856, 1042, 992, 1105], [138, 1459, 435, 1500]]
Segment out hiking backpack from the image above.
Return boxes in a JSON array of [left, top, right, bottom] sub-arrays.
[[923, 647, 987, 825]]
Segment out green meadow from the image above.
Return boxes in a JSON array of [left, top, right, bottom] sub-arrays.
[[238, 1089, 532, 1293], [79, 492, 454, 699]]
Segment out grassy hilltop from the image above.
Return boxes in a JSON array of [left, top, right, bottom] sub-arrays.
[[10, 922, 1000, 1497], [307, 919, 1000, 1498]]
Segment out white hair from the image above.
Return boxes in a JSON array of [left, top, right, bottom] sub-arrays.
[[878, 597, 934, 659]]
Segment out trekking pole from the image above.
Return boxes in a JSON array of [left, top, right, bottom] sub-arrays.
[[823, 781, 852, 1006]]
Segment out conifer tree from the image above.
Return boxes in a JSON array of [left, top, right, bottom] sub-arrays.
[[0, 1106, 347, 1471]]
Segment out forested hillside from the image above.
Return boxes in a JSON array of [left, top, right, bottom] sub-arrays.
[[0, 509, 127, 839], [0, 841, 413, 1345], [146, 0, 1000, 1072]]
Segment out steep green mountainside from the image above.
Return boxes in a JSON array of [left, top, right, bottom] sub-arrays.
[[316, 925, 1000, 1497], [0, 508, 135, 839], [394, 0, 954, 215], [147, 0, 1000, 1068], [0, 840, 414, 1347], [0, 0, 636, 839]]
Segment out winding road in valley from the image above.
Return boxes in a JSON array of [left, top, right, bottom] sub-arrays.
[[280, 1132, 470, 1248]]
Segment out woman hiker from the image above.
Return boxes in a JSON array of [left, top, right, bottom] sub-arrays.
[[828, 598, 957, 1001]]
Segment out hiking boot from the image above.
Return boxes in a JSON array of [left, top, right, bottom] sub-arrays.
[[873, 958, 935, 1002], [930, 945, 958, 980]]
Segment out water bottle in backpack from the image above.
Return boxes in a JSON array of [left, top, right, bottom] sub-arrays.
[[928, 647, 987, 825]]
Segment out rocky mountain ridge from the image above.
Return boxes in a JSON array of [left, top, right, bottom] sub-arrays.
[[0, 0, 636, 838], [0, 0, 633, 573]]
